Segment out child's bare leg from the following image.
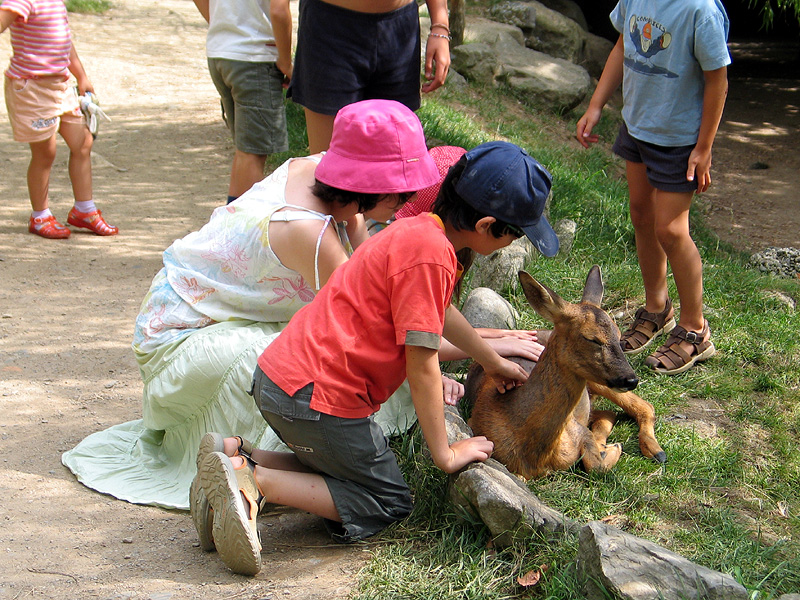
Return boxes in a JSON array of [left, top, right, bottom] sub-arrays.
[[219, 437, 311, 472], [652, 189, 705, 334], [626, 161, 670, 313], [303, 108, 335, 154], [59, 120, 93, 202], [27, 136, 58, 211], [229, 150, 267, 198], [255, 465, 341, 522]]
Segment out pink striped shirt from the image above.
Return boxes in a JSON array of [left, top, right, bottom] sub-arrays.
[[1, 0, 72, 79]]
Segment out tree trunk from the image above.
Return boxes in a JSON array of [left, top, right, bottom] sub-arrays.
[[449, 0, 465, 46]]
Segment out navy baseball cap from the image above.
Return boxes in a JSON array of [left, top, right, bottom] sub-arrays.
[[454, 141, 560, 257]]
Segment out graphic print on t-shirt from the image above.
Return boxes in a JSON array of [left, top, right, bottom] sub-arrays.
[[624, 14, 677, 78]]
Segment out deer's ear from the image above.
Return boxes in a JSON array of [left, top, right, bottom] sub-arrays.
[[519, 270, 564, 323], [581, 265, 604, 307]]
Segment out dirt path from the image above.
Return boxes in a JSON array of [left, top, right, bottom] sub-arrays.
[[701, 40, 800, 253], [0, 1, 364, 598], [0, 2, 796, 598]]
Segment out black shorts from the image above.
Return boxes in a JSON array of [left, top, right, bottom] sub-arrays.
[[612, 122, 699, 193], [288, 0, 422, 115], [251, 365, 413, 542]]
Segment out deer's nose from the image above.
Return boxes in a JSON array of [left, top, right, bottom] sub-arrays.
[[609, 374, 639, 391]]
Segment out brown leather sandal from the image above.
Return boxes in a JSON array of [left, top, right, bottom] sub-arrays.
[[620, 299, 676, 356], [644, 320, 716, 375]]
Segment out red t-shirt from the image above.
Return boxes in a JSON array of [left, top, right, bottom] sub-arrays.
[[258, 214, 457, 418]]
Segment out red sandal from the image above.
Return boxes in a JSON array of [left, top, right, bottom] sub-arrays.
[[67, 207, 119, 236], [29, 215, 71, 239]]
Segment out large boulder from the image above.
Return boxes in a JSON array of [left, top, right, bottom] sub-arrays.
[[581, 31, 615, 79], [445, 405, 578, 547], [452, 22, 591, 112], [577, 521, 749, 600], [490, 1, 586, 63], [460, 287, 519, 330], [536, 0, 589, 30]]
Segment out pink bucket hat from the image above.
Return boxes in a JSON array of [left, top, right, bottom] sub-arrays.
[[315, 100, 440, 194], [394, 145, 467, 219]]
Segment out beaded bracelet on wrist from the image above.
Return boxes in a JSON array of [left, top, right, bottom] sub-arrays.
[[428, 32, 452, 41]]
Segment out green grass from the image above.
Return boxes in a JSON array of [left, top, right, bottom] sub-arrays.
[[347, 82, 800, 599], [65, 0, 111, 14]]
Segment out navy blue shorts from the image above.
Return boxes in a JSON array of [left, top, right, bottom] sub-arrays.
[[288, 0, 421, 115], [612, 122, 698, 193], [250, 365, 413, 542]]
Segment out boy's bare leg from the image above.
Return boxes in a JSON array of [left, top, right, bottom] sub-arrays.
[[255, 466, 341, 522], [219, 437, 311, 472], [304, 108, 335, 154], [229, 150, 267, 198], [652, 188, 705, 335], [626, 161, 670, 315], [27, 136, 58, 211], [59, 120, 93, 202]]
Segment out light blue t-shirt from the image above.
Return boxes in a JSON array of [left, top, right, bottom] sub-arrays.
[[611, 0, 731, 147]]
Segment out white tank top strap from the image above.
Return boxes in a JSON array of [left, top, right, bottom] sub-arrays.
[[270, 203, 336, 292]]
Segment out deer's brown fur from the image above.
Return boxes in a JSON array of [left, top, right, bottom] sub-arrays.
[[466, 266, 666, 479]]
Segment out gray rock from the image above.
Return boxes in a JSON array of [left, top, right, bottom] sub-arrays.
[[470, 237, 534, 291], [581, 31, 615, 79], [553, 218, 577, 255], [492, 35, 591, 112], [777, 595, 800, 600], [491, 1, 585, 63], [445, 405, 578, 546], [451, 42, 502, 87], [577, 521, 749, 600], [464, 16, 526, 47], [536, 0, 588, 30], [460, 287, 519, 330], [453, 16, 591, 111], [751, 247, 800, 279]]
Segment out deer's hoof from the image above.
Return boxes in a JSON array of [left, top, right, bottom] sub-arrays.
[[653, 451, 667, 464]]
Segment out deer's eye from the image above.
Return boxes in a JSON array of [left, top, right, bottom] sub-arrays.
[[584, 336, 603, 346]]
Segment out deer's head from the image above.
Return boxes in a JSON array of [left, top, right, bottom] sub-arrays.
[[518, 266, 639, 392]]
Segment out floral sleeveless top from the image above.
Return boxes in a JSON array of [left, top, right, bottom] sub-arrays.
[[133, 156, 351, 353]]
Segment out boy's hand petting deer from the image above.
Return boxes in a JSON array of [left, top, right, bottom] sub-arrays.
[[466, 265, 666, 480]]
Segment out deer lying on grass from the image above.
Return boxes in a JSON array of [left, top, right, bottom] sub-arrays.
[[465, 265, 666, 479]]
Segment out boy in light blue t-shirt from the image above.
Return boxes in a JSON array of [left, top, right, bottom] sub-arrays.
[[577, 0, 730, 375]]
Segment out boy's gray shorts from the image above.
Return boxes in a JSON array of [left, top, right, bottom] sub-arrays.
[[207, 58, 289, 156], [612, 121, 698, 194], [251, 365, 413, 542]]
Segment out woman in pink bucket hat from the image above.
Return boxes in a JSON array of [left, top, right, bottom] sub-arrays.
[[62, 99, 443, 514]]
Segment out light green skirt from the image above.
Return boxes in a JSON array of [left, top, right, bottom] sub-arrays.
[[61, 321, 416, 510]]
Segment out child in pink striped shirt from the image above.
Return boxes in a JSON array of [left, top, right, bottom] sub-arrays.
[[1, 0, 118, 238]]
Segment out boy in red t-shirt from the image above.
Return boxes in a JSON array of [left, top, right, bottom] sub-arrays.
[[196, 141, 560, 575]]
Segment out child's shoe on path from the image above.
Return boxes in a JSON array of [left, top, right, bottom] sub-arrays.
[[67, 207, 119, 236], [29, 215, 71, 239]]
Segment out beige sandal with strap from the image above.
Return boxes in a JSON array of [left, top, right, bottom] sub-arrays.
[[645, 320, 716, 375], [190, 433, 257, 552], [620, 299, 676, 356], [199, 451, 266, 576]]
